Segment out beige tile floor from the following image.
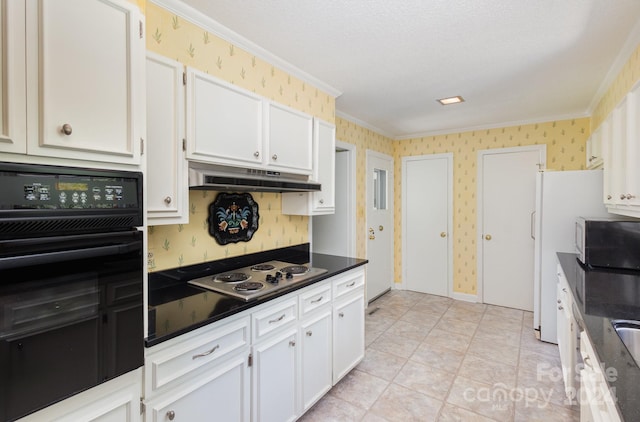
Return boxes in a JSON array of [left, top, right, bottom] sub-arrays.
[[299, 290, 580, 422]]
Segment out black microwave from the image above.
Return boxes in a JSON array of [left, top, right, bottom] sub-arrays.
[[576, 216, 640, 270]]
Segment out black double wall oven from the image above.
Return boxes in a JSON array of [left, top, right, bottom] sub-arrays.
[[0, 163, 144, 421]]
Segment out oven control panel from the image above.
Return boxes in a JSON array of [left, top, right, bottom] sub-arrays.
[[0, 164, 141, 210]]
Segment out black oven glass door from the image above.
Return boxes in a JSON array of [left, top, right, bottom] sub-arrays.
[[0, 230, 143, 422]]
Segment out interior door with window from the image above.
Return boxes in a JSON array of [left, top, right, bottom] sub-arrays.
[[366, 151, 394, 302]]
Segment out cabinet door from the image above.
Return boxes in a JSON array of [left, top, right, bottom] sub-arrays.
[[186, 67, 263, 167], [146, 52, 188, 225], [312, 119, 336, 212], [333, 292, 364, 383], [146, 354, 250, 422], [0, 0, 27, 154], [26, 0, 144, 165], [265, 102, 313, 174], [609, 100, 628, 206], [300, 310, 332, 412], [252, 328, 298, 422], [601, 116, 614, 204]]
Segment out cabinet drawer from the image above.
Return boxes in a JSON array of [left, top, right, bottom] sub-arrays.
[[147, 316, 250, 392], [299, 282, 331, 317], [333, 270, 365, 300], [252, 297, 297, 342]]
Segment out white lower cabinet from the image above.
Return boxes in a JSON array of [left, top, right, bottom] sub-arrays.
[[252, 327, 299, 422], [143, 266, 366, 421], [19, 369, 142, 422], [579, 333, 622, 422], [332, 269, 366, 384], [297, 280, 333, 413], [146, 354, 250, 422]]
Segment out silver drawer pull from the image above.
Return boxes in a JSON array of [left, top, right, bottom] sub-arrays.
[[192, 344, 219, 359], [269, 313, 286, 324], [166, 410, 175, 420], [311, 296, 323, 304], [584, 356, 593, 368], [346, 281, 355, 288]]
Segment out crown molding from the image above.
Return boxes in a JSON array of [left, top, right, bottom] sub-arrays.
[[150, 0, 342, 98], [335, 110, 395, 139], [392, 111, 591, 140]]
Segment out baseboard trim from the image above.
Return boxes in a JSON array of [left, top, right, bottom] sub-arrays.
[[450, 292, 478, 303]]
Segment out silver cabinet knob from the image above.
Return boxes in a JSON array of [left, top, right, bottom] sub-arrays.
[[621, 194, 627, 200], [166, 410, 175, 420], [289, 340, 296, 347], [254, 151, 260, 158], [319, 199, 324, 204], [339, 312, 344, 318], [558, 305, 564, 311], [164, 196, 172, 205], [306, 331, 312, 337], [272, 154, 278, 160], [627, 194, 636, 200], [61, 123, 73, 135], [607, 195, 612, 200]]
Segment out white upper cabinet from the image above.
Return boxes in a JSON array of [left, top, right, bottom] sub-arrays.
[[185, 67, 264, 167], [0, 0, 27, 154], [146, 52, 188, 225], [603, 82, 640, 217], [265, 102, 313, 175], [282, 118, 336, 215], [586, 125, 603, 169], [25, 0, 144, 165]]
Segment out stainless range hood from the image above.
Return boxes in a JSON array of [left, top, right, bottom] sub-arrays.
[[188, 163, 321, 192]]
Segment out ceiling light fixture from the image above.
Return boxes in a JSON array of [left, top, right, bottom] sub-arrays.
[[437, 96, 465, 105]]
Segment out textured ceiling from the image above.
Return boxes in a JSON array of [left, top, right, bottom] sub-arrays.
[[180, 0, 640, 138]]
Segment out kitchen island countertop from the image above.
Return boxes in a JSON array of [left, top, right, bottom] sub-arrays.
[[557, 252, 640, 422], [146, 247, 367, 347]]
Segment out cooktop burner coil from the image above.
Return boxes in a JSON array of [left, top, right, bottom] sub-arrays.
[[214, 273, 250, 283], [234, 281, 265, 292], [251, 264, 276, 271], [280, 265, 309, 275]]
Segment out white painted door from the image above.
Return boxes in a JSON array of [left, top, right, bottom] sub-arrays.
[[479, 146, 545, 311], [366, 151, 393, 302], [403, 154, 452, 296]]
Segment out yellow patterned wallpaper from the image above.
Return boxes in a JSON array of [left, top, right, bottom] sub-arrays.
[[148, 191, 307, 271], [393, 119, 589, 294], [145, 2, 335, 271], [145, 2, 334, 122], [592, 43, 640, 130]]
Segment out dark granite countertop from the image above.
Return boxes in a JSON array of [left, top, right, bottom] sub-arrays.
[[557, 252, 640, 422], [146, 244, 367, 347]]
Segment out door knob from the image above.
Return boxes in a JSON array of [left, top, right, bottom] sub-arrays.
[[369, 228, 375, 240], [440, 232, 447, 238], [485, 234, 492, 241]]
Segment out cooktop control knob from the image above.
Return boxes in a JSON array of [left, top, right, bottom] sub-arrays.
[[265, 274, 278, 284], [286, 272, 293, 279], [275, 271, 283, 279]]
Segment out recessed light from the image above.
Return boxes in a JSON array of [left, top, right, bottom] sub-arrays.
[[437, 96, 465, 105]]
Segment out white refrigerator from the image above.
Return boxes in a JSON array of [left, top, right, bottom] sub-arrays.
[[533, 169, 611, 344]]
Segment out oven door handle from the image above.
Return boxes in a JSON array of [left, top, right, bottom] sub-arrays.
[[0, 242, 140, 270]]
